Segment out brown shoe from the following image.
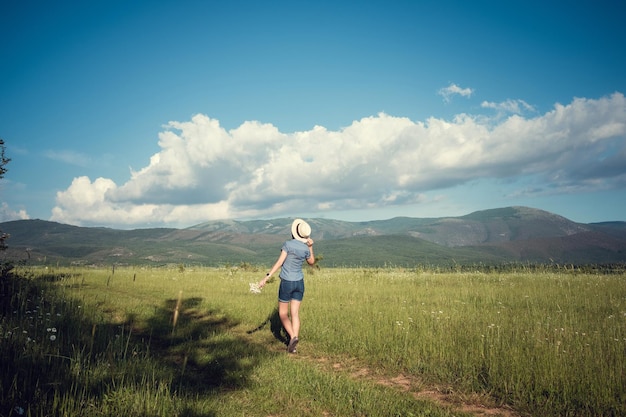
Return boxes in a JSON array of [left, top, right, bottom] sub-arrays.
[[287, 337, 299, 353]]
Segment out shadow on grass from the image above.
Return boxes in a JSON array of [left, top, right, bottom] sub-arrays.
[[142, 296, 275, 392], [246, 307, 289, 347], [0, 270, 275, 416]]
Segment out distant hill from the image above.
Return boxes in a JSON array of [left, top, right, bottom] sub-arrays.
[[1, 206, 625, 267]]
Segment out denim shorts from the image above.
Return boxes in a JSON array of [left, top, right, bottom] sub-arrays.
[[278, 279, 305, 302]]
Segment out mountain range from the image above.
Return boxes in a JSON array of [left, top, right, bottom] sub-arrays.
[[1, 206, 625, 268]]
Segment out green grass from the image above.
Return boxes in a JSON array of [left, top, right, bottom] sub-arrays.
[[1, 265, 624, 416]]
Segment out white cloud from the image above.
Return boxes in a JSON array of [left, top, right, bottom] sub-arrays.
[[50, 93, 626, 228], [43, 149, 92, 167], [0, 202, 30, 222], [438, 83, 474, 103], [481, 99, 536, 115]]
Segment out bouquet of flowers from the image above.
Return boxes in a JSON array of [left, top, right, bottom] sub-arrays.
[[249, 282, 262, 294]]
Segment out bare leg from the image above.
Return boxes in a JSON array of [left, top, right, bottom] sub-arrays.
[[290, 300, 301, 339], [278, 301, 293, 339]]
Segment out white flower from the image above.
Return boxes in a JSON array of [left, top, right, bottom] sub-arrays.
[[50, 335, 57, 341], [249, 283, 261, 294]]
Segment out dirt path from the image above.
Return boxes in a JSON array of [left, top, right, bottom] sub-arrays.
[[244, 325, 524, 416], [296, 354, 524, 417]]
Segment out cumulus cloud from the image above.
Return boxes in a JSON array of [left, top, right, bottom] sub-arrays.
[[438, 83, 474, 103], [50, 93, 626, 228], [0, 202, 30, 222]]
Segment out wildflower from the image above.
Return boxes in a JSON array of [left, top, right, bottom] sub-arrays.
[[249, 283, 261, 294], [14, 406, 24, 415], [50, 335, 57, 341]]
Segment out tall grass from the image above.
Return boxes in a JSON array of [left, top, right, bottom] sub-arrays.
[[304, 268, 625, 415], [1, 265, 624, 416]]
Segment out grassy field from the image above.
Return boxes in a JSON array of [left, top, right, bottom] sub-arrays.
[[1, 265, 624, 416]]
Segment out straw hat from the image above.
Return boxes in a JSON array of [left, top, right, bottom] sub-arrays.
[[291, 219, 311, 243]]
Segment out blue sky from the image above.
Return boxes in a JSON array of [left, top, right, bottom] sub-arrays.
[[1, 0, 625, 229]]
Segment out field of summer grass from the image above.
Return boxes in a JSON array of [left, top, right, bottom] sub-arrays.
[[1, 265, 624, 416]]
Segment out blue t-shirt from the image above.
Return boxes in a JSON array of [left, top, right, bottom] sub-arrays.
[[279, 239, 311, 281]]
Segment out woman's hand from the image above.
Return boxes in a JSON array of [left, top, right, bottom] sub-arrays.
[[259, 273, 270, 288]]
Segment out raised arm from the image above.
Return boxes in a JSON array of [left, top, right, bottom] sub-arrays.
[[306, 238, 315, 265]]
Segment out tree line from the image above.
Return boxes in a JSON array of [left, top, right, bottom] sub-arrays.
[[1, 138, 11, 272]]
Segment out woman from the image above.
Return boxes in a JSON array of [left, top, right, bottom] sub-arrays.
[[259, 218, 315, 353]]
